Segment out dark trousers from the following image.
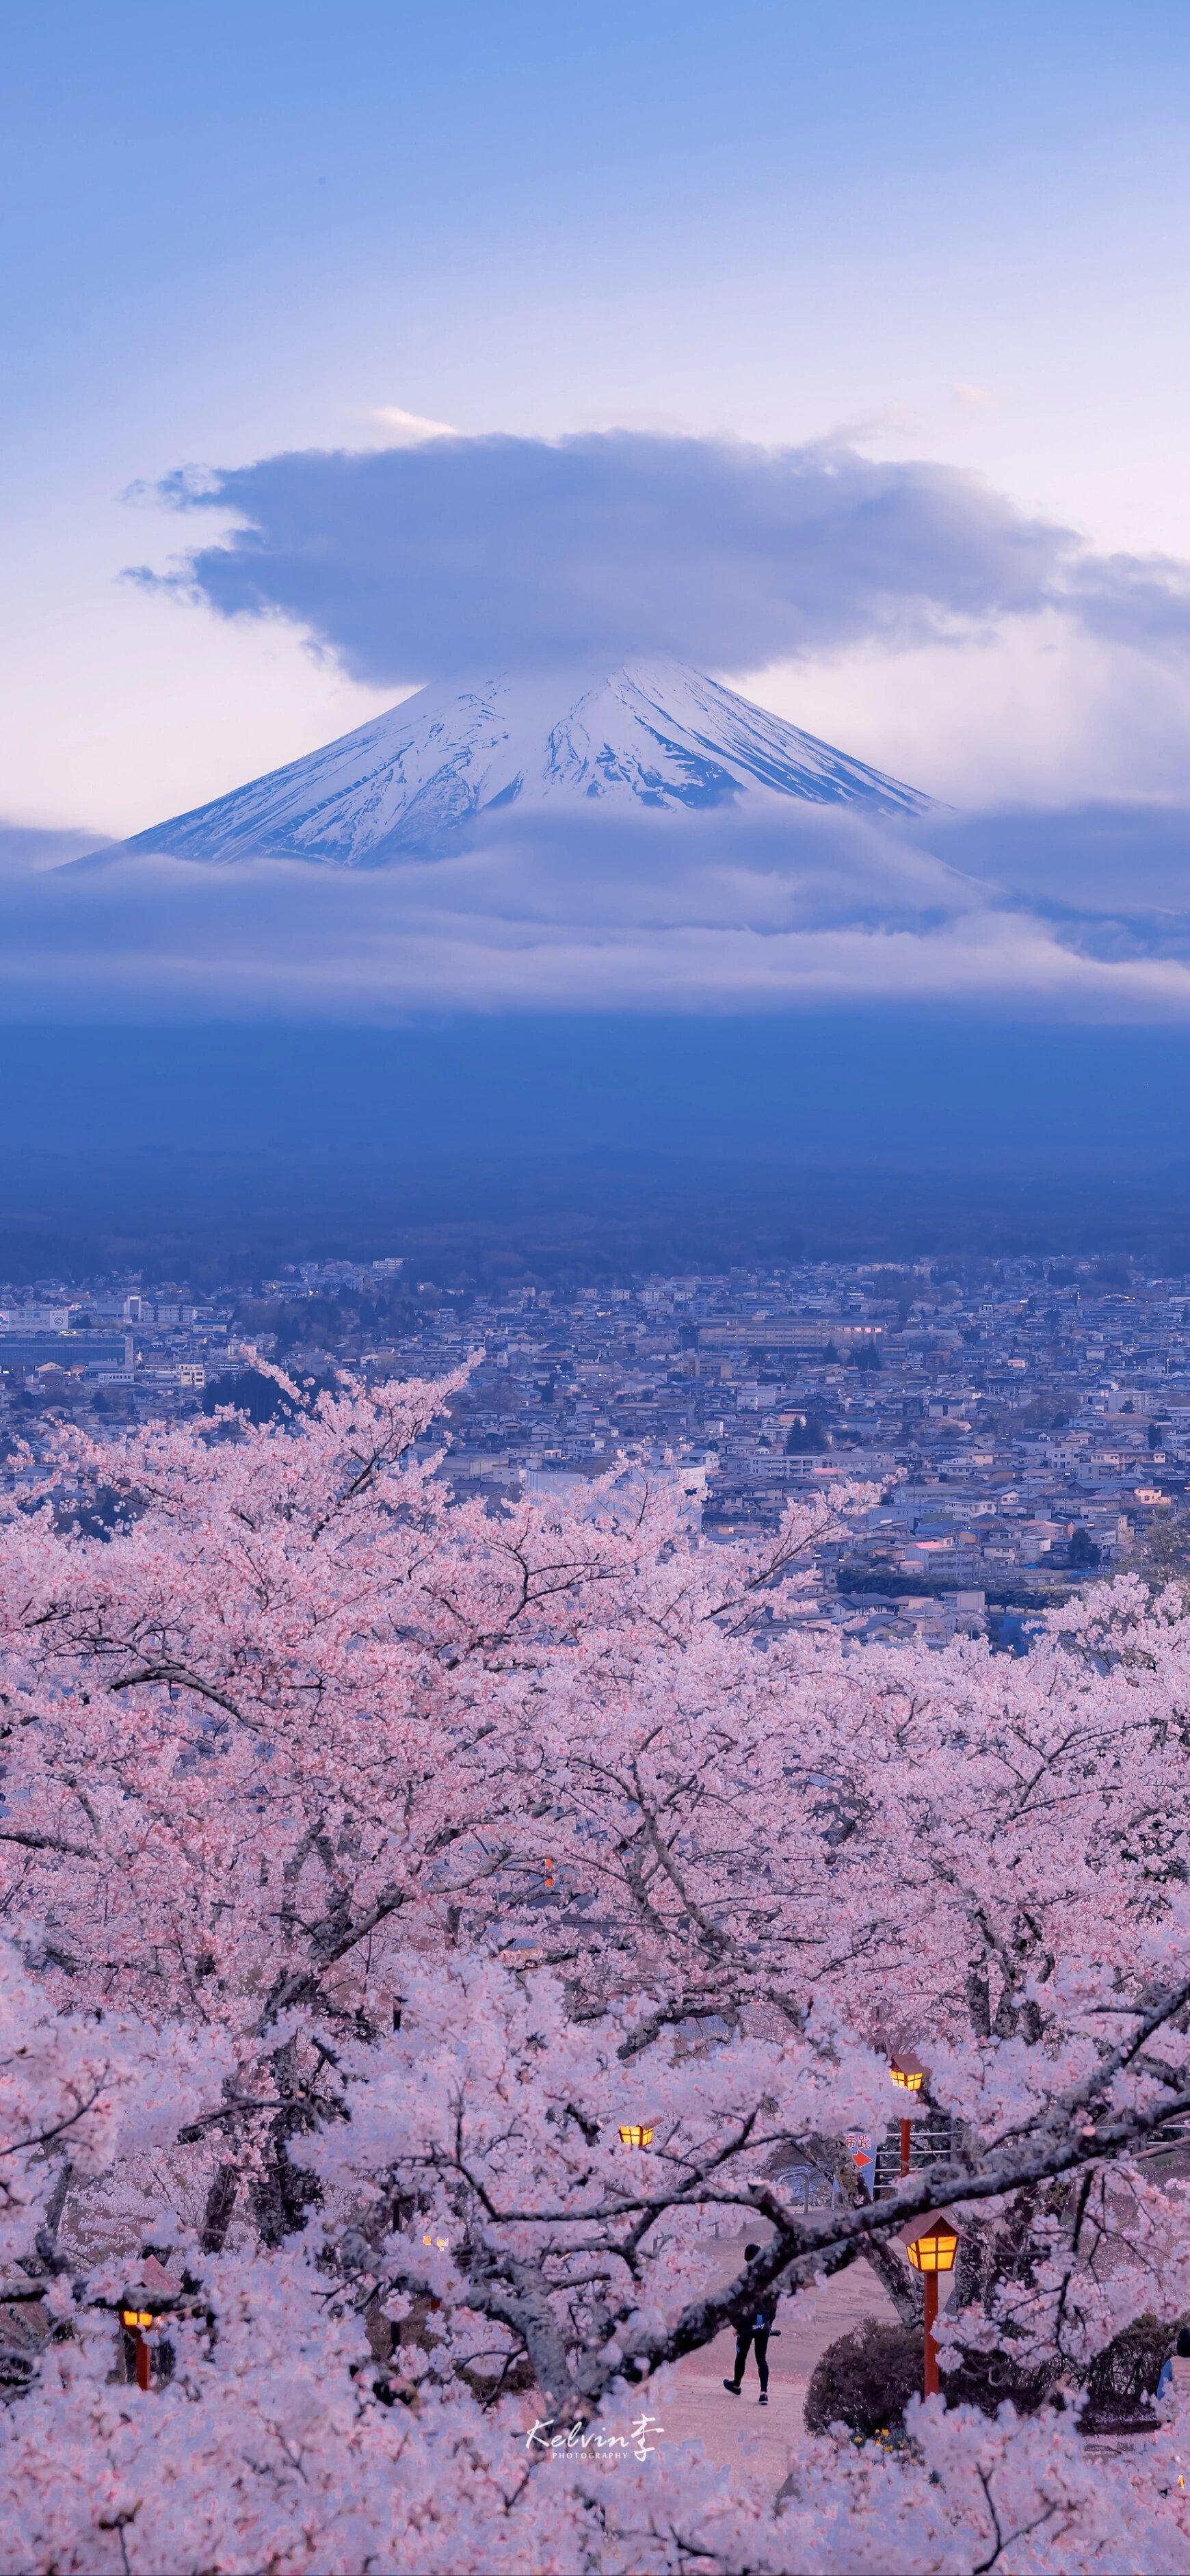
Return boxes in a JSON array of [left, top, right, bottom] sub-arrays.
[[730, 2325, 771, 2391]]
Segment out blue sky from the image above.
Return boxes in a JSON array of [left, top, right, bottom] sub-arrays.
[[5, 1, 1190, 830]]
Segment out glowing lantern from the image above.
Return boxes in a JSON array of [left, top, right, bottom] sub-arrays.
[[904, 2218, 958, 2276], [618, 2122, 655, 2148], [120, 2252, 173, 2393], [901, 2211, 960, 2397], [121, 2307, 155, 2391], [890, 2051, 929, 2177], [890, 2052, 926, 2091]]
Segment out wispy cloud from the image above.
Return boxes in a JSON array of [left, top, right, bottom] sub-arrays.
[[137, 430, 1077, 687], [5, 798, 1190, 1023], [0, 822, 113, 876], [135, 427, 1190, 696], [351, 405, 460, 445]]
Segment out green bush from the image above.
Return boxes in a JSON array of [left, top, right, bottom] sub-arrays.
[[804, 2319, 924, 2439]]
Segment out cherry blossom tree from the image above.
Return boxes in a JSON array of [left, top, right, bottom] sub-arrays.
[[1, 1371, 1190, 2570]]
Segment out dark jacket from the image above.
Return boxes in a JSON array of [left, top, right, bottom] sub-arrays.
[[733, 2285, 778, 2335]]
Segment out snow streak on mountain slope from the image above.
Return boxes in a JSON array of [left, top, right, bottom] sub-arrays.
[[117, 662, 932, 867]]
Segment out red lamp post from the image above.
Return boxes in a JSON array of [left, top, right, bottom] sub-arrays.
[[120, 2304, 153, 2391], [119, 2252, 175, 2391], [901, 2211, 960, 2397], [890, 2050, 928, 2177]]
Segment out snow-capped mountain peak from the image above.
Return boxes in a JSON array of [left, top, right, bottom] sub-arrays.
[[116, 660, 932, 868]]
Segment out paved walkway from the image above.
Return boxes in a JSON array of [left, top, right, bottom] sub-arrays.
[[659, 2227, 901, 2482], [514, 2231, 906, 2492]]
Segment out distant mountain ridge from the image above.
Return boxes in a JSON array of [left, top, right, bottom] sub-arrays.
[[112, 661, 933, 868]]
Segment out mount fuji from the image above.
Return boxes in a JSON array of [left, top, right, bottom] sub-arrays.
[[113, 661, 932, 869]]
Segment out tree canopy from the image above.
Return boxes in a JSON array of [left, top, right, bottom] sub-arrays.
[[2, 1371, 1190, 2569]]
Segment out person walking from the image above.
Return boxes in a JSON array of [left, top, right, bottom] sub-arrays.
[[723, 2244, 778, 2404]]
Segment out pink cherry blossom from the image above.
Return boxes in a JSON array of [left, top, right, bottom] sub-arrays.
[[0, 1374, 1188, 2568]]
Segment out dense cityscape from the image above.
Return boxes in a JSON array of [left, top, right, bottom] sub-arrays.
[[5, 1250, 1187, 1648]]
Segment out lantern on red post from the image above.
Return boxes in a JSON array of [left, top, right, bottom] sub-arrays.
[[901, 2210, 960, 2397], [119, 2251, 174, 2392], [618, 2122, 655, 2148], [890, 2050, 928, 2177], [120, 2305, 153, 2391]]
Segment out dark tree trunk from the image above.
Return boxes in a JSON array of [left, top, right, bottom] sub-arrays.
[[200, 2161, 240, 2255]]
